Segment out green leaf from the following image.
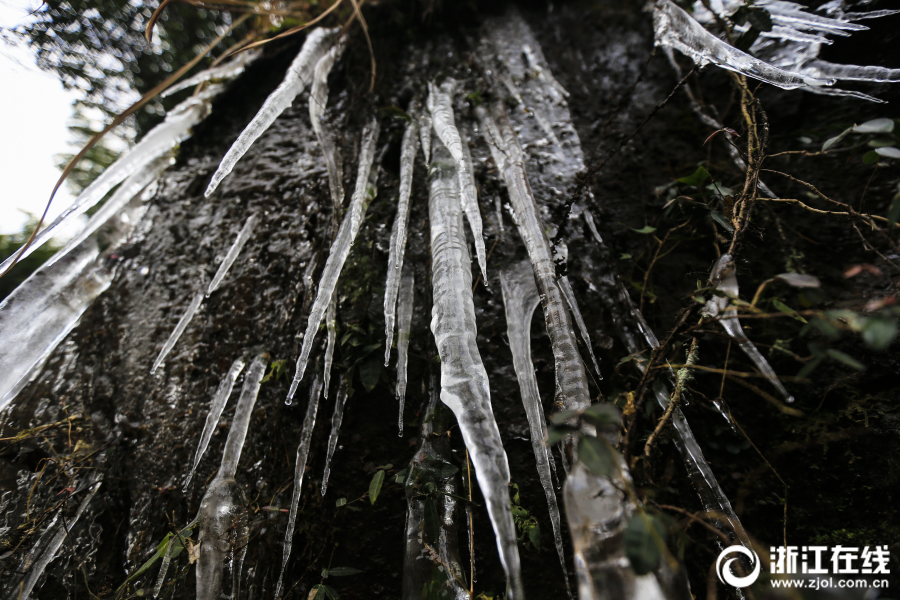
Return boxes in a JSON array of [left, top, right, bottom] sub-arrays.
[[826, 349, 866, 371], [115, 527, 194, 591], [620, 253, 632, 260], [511, 505, 528, 518], [631, 226, 657, 234], [577, 436, 616, 477], [853, 118, 895, 134], [677, 165, 709, 187], [624, 513, 667, 575], [394, 468, 409, 484], [822, 127, 852, 151], [335, 497, 347, 507], [710, 210, 734, 233], [863, 150, 880, 165], [358, 354, 382, 393], [861, 317, 898, 351], [875, 146, 900, 159], [772, 299, 807, 323], [545, 425, 577, 446], [369, 469, 385, 504], [582, 403, 621, 427], [529, 522, 541, 551], [319, 583, 340, 600], [550, 409, 581, 425], [327, 567, 364, 577]]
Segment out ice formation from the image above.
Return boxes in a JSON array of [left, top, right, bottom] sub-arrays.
[[0, 92, 213, 274], [427, 79, 488, 283], [499, 261, 570, 592], [161, 47, 262, 98], [184, 356, 247, 489], [321, 375, 348, 495], [384, 101, 420, 367], [428, 139, 523, 599], [310, 37, 347, 212], [286, 117, 381, 403], [323, 291, 337, 397], [205, 27, 338, 196], [560, 276, 602, 379], [150, 291, 204, 375], [19, 476, 102, 600], [275, 375, 323, 600], [703, 254, 794, 403], [395, 268, 415, 435], [206, 214, 259, 296], [0, 186, 150, 408], [478, 101, 591, 415], [401, 379, 469, 600], [194, 353, 266, 600]]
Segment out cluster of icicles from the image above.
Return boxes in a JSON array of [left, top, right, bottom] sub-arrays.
[[1, 3, 897, 598]]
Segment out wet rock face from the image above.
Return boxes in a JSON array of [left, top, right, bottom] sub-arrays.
[[3, 1, 898, 598]]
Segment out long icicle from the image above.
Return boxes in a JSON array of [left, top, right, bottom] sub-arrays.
[[195, 353, 266, 600], [499, 261, 571, 596], [323, 290, 337, 398], [321, 375, 348, 495], [703, 254, 794, 403], [275, 375, 323, 600], [161, 48, 262, 98], [151, 291, 205, 374], [309, 37, 347, 213], [395, 268, 415, 435], [559, 276, 602, 379], [286, 117, 381, 403], [427, 79, 488, 283], [1, 93, 214, 273], [205, 27, 337, 197], [428, 139, 524, 599], [207, 214, 258, 296], [478, 101, 591, 415], [384, 100, 420, 366], [184, 356, 247, 489], [653, 0, 833, 90], [19, 475, 103, 600]]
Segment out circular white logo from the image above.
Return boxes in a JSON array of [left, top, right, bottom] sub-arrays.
[[716, 545, 761, 588]]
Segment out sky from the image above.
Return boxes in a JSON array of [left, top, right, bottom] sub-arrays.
[[0, 0, 79, 237]]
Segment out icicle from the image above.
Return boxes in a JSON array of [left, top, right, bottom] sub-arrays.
[[703, 255, 794, 403], [798, 59, 900, 82], [564, 462, 690, 600], [161, 48, 262, 98], [151, 291, 205, 374], [286, 117, 381, 404], [494, 196, 505, 238], [385, 102, 421, 367], [205, 27, 337, 197], [184, 356, 247, 490], [206, 214, 258, 296], [760, 0, 868, 34], [152, 533, 177, 598], [428, 139, 524, 599], [653, 0, 833, 90], [20, 476, 102, 600], [194, 353, 265, 600], [44, 155, 171, 271], [523, 43, 570, 101], [0, 187, 149, 408], [274, 375, 323, 600], [323, 291, 337, 397], [401, 378, 469, 600], [499, 261, 571, 595], [419, 110, 433, 165], [310, 38, 347, 213], [478, 101, 591, 415], [395, 268, 415, 435], [321, 375, 348, 495], [427, 80, 489, 283], [1, 94, 213, 274], [559, 276, 602, 379]]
